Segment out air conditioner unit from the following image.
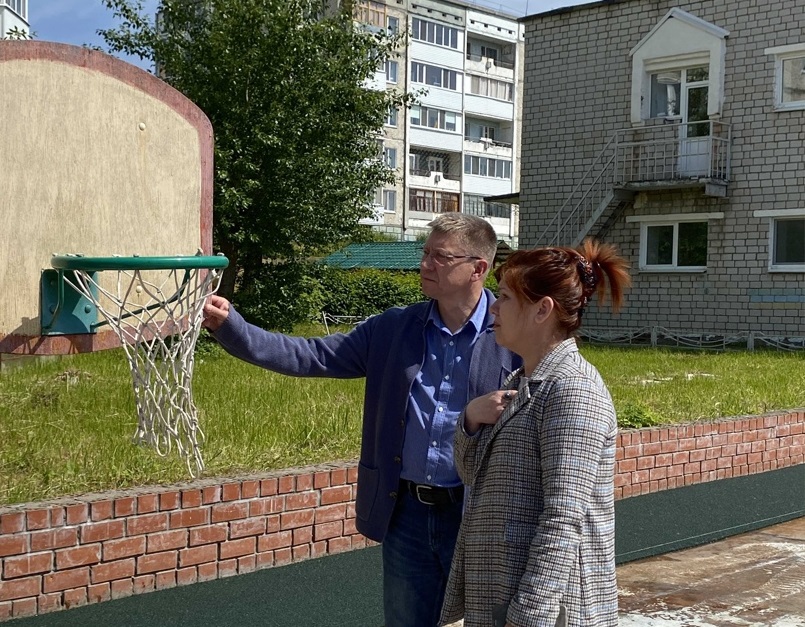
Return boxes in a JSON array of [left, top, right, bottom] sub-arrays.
[[434, 174, 442, 183]]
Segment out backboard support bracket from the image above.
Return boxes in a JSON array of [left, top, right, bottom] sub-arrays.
[[40, 269, 99, 335]]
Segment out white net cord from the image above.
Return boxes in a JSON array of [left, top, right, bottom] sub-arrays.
[[63, 265, 223, 477]]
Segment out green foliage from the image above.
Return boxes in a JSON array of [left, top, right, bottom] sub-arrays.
[[318, 267, 423, 318], [618, 401, 663, 429], [2, 26, 31, 40], [99, 0, 414, 299], [234, 261, 327, 332]]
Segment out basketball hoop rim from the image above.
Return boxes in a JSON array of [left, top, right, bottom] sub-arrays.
[[51, 254, 229, 272]]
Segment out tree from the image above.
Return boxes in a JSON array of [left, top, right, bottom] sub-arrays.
[[99, 0, 410, 300]]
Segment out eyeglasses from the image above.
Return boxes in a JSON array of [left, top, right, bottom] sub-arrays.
[[420, 248, 482, 266]]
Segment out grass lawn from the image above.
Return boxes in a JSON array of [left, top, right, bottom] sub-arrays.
[[2, 331, 805, 505]]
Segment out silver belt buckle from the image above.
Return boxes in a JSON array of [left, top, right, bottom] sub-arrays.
[[414, 483, 434, 505]]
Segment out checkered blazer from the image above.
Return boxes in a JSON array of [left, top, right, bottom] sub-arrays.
[[440, 338, 618, 627]]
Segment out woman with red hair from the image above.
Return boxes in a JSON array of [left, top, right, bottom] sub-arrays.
[[440, 240, 631, 627]]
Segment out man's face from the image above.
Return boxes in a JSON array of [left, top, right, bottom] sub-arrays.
[[419, 232, 483, 301]]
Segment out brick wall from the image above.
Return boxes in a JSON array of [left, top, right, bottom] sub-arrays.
[[1, 410, 804, 621], [519, 0, 805, 337]]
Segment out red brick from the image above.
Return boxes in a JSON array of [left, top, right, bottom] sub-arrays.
[[30, 528, 77, 552], [0, 535, 27, 557], [222, 483, 241, 502], [156, 571, 176, 590], [0, 512, 25, 534], [50, 507, 65, 528], [127, 513, 169, 536], [56, 545, 101, 569], [92, 559, 136, 584], [132, 574, 155, 594], [170, 507, 209, 529], [114, 497, 137, 518], [181, 489, 203, 508], [211, 502, 248, 523], [311, 540, 328, 557], [314, 471, 331, 489], [260, 478, 278, 496], [315, 503, 347, 524], [189, 524, 228, 546], [343, 518, 358, 536], [43, 567, 89, 593], [147, 530, 187, 553], [26, 510, 49, 531], [137, 551, 178, 575], [12, 597, 37, 618], [176, 566, 197, 586], [160, 491, 180, 511], [138, 494, 159, 513], [202, 486, 221, 504], [197, 562, 217, 582], [3, 553, 52, 578], [238, 555, 256, 574], [87, 582, 111, 604], [179, 544, 218, 567], [266, 515, 281, 533], [320, 486, 351, 505], [293, 526, 312, 545], [63, 587, 88, 609], [286, 492, 319, 511], [0, 601, 10, 620], [331, 468, 348, 485], [104, 536, 146, 561], [220, 537, 255, 560], [281, 510, 315, 530], [218, 558, 238, 578], [258, 531, 292, 551], [65, 504, 88, 525], [230, 518, 266, 539], [256, 551, 274, 569], [293, 545, 310, 560], [37, 591, 63, 613], [295, 474, 314, 491], [274, 548, 292, 566], [241, 480, 260, 498], [278, 476, 295, 494], [80, 520, 125, 543], [111, 579, 134, 599], [90, 500, 113, 522], [314, 521, 343, 541]]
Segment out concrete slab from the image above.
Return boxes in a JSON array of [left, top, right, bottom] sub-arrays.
[[618, 516, 805, 626]]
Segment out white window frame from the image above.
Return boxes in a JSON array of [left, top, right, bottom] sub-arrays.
[[382, 189, 397, 213], [385, 106, 398, 127], [627, 212, 723, 272], [764, 44, 805, 111], [383, 146, 397, 169], [385, 60, 398, 84], [754, 208, 805, 271]]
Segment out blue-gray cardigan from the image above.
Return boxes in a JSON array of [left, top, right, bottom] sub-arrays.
[[212, 289, 520, 542]]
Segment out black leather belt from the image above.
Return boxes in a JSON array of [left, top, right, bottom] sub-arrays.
[[400, 479, 464, 506]]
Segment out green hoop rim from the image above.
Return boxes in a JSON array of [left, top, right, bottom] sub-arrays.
[[51, 254, 229, 272]]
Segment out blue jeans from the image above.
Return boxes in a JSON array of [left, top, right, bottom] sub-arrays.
[[382, 490, 463, 627]]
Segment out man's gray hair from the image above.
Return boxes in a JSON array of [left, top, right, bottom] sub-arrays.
[[428, 214, 498, 266]]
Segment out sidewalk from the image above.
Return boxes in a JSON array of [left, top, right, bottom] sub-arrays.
[[618, 516, 805, 626]]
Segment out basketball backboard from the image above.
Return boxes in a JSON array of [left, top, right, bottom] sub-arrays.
[[0, 41, 214, 356]]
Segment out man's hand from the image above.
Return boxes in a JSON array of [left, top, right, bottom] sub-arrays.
[[463, 389, 515, 435], [203, 295, 231, 331]]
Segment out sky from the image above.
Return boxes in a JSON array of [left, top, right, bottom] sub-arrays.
[[31, 0, 589, 71]]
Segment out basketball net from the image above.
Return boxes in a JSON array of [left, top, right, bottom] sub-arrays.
[[62, 262, 224, 477]]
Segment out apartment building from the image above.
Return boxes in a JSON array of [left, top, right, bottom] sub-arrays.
[[355, 0, 524, 246], [0, 0, 28, 38], [519, 0, 805, 345]]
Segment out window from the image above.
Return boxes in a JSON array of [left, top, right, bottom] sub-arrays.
[[634, 219, 709, 271], [649, 66, 708, 119], [754, 209, 805, 271], [385, 60, 398, 84], [409, 106, 460, 132], [385, 106, 398, 127], [383, 147, 397, 169], [409, 189, 459, 213], [5, 0, 25, 18], [383, 190, 397, 213], [468, 75, 513, 101], [463, 155, 511, 179], [765, 44, 805, 110], [355, 0, 385, 28], [411, 17, 459, 50], [411, 62, 458, 91], [465, 121, 499, 142], [463, 194, 510, 219], [387, 16, 399, 34]]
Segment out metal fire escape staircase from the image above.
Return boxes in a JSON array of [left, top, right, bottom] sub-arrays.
[[536, 121, 731, 247]]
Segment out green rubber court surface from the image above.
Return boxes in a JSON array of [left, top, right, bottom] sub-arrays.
[[13, 546, 383, 627]]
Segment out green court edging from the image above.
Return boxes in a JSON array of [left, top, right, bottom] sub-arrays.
[[615, 464, 805, 563], [10, 547, 384, 627]]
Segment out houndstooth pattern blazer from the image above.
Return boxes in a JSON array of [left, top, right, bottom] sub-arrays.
[[440, 338, 618, 627]]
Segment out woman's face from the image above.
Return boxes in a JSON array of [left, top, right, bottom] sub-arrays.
[[490, 277, 540, 354]]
